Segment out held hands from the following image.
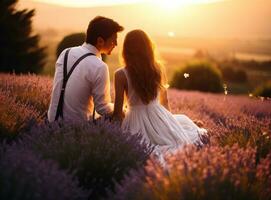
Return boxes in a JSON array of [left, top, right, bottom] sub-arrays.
[[112, 108, 126, 122]]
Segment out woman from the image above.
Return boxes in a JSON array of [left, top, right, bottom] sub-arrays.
[[113, 30, 207, 155]]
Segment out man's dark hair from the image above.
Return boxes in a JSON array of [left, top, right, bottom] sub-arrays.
[[86, 16, 124, 45]]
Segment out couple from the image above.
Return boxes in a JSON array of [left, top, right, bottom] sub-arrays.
[[48, 16, 207, 154]]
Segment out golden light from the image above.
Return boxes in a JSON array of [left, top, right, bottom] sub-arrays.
[[155, 0, 224, 12], [32, 0, 143, 7], [184, 73, 190, 78], [156, 0, 189, 11], [33, 0, 224, 7], [167, 31, 175, 37]]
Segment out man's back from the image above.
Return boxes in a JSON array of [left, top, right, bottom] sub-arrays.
[[48, 43, 112, 122]]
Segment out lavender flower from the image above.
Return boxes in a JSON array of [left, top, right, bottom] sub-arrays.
[[0, 143, 87, 200], [112, 145, 270, 200], [1, 73, 271, 199], [19, 120, 153, 199]]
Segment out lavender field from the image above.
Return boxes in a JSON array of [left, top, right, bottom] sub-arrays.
[[0, 73, 271, 200]]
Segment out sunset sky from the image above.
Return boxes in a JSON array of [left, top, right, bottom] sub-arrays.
[[19, 0, 271, 40], [31, 0, 225, 7]]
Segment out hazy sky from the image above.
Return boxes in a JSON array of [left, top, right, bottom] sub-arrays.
[[20, 0, 271, 39], [31, 0, 225, 7]]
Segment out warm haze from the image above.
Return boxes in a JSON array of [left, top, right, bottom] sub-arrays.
[[30, 0, 225, 8], [19, 0, 271, 39]]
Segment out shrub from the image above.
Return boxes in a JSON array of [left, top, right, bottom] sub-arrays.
[[56, 33, 86, 58], [235, 69, 247, 82], [254, 81, 271, 98], [56, 32, 107, 61], [221, 66, 247, 82], [19, 121, 153, 199], [0, 144, 86, 200], [171, 61, 223, 93], [112, 145, 270, 200], [221, 65, 234, 80], [219, 59, 271, 72]]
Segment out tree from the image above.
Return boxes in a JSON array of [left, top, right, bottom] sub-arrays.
[[57, 32, 107, 62], [56, 33, 86, 58], [0, 0, 46, 74], [171, 61, 223, 93], [254, 81, 271, 98], [220, 66, 247, 83]]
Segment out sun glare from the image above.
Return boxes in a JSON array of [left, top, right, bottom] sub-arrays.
[[156, 0, 188, 11], [168, 31, 175, 37], [155, 0, 223, 11]]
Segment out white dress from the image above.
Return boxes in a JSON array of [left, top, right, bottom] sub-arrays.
[[121, 68, 207, 156]]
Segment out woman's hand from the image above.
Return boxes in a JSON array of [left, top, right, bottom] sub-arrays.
[[113, 69, 127, 122]]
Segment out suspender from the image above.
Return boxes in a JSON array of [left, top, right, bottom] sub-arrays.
[[55, 49, 96, 121]]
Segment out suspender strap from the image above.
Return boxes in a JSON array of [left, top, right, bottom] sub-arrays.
[[92, 105, 96, 124], [55, 49, 95, 121]]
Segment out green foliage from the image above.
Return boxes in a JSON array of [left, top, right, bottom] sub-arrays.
[[221, 66, 247, 82], [56, 32, 107, 61], [56, 33, 86, 58], [170, 61, 223, 93], [254, 81, 271, 98], [220, 59, 271, 72], [0, 0, 46, 74]]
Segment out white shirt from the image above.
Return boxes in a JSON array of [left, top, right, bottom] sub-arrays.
[[48, 43, 113, 122]]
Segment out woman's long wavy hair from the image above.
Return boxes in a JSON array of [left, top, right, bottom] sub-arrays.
[[122, 30, 164, 104]]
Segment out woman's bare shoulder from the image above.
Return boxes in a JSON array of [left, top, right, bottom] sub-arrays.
[[114, 67, 126, 81]]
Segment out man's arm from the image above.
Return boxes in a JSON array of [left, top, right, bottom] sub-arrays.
[[92, 64, 113, 116]]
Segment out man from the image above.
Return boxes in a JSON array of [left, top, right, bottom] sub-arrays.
[[48, 16, 124, 122]]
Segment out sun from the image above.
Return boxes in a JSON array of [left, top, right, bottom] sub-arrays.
[[155, 0, 223, 11]]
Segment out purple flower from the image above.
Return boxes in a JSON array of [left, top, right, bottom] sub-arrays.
[[0, 143, 87, 200]]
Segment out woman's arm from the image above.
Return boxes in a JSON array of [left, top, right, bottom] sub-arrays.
[[159, 66, 170, 111], [113, 69, 126, 121], [160, 87, 170, 111]]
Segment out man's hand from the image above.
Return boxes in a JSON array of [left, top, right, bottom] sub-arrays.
[[104, 111, 114, 121]]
